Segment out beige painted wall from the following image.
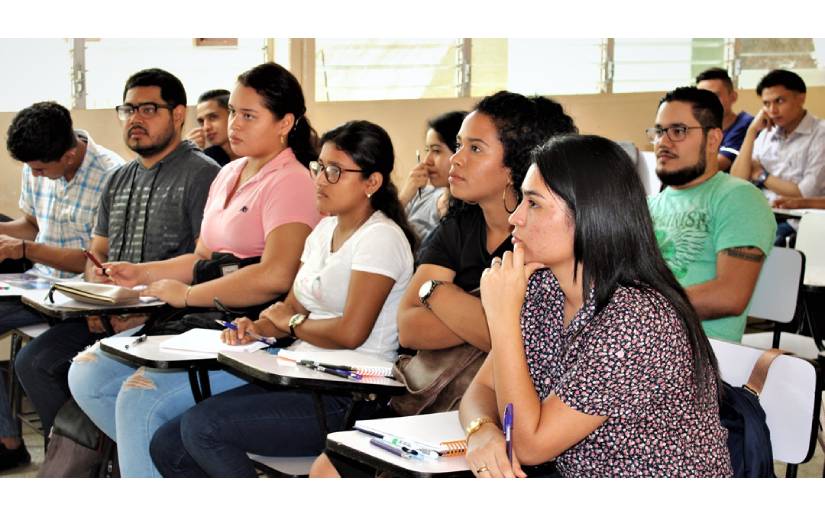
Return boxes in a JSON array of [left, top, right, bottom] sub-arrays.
[[2, 87, 824, 217]]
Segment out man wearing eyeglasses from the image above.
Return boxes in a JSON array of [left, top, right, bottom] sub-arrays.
[[14, 68, 220, 436], [647, 87, 776, 343]]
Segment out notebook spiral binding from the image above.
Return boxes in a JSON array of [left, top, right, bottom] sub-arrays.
[[439, 439, 467, 456]]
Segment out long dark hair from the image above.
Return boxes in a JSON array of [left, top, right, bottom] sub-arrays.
[[448, 91, 577, 217], [237, 62, 319, 168], [427, 110, 467, 152], [532, 134, 720, 400], [320, 120, 418, 252]]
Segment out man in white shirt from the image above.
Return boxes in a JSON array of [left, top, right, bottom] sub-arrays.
[[731, 69, 825, 243]]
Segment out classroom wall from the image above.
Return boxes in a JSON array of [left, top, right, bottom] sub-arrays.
[[2, 86, 824, 217]]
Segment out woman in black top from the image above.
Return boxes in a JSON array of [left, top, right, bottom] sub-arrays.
[[311, 91, 577, 477]]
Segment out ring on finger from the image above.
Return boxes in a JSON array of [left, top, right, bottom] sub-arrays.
[[476, 465, 490, 474]]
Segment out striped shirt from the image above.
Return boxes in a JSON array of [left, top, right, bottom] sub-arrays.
[[18, 130, 125, 278]]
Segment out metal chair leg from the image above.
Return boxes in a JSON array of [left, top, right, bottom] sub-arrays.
[[8, 333, 23, 436], [786, 463, 798, 478]]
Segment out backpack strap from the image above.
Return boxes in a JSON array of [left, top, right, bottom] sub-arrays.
[[743, 348, 785, 397]]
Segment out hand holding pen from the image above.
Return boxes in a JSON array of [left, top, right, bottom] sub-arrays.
[[83, 249, 113, 283], [216, 319, 277, 346], [504, 403, 514, 464]]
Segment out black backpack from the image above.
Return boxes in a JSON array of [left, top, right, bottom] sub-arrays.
[[718, 349, 783, 478]]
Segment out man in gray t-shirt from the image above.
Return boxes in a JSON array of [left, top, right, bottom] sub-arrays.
[[15, 68, 219, 434], [95, 139, 216, 264]]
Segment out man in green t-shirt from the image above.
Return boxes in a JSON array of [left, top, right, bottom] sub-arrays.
[[647, 87, 776, 342]]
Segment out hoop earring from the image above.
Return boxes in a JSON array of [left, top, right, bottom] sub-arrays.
[[503, 184, 517, 214]]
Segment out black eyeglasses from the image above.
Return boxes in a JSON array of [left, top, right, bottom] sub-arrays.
[[309, 161, 363, 184], [115, 102, 175, 121], [645, 125, 707, 143]]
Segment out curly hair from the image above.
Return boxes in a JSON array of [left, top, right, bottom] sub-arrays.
[[6, 101, 76, 163], [448, 91, 577, 216]]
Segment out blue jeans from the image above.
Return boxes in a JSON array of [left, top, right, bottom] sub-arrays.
[[0, 302, 46, 438], [68, 345, 246, 477], [150, 383, 363, 477], [14, 319, 102, 434]]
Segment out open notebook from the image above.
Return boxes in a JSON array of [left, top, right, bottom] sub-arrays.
[[276, 349, 395, 377], [354, 411, 467, 456], [159, 328, 268, 355]]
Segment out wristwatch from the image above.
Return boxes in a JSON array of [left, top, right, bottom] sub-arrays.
[[465, 416, 497, 439], [418, 279, 443, 309], [753, 169, 770, 189], [288, 313, 307, 338]]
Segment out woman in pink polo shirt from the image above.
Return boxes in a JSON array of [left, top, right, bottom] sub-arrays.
[[67, 62, 322, 477]]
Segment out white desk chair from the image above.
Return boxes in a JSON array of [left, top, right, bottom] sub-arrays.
[[711, 338, 822, 477], [796, 212, 825, 288], [637, 150, 661, 196], [741, 247, 819, 356]]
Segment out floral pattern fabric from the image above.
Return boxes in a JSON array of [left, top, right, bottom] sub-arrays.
[[520, 269, 732, 477]]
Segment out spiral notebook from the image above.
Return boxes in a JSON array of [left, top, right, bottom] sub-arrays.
[[354, 411, 467, 456], [276, 349, 395, 377]]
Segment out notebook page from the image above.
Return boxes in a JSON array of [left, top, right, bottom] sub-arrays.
[[159, 328, 268, 354]]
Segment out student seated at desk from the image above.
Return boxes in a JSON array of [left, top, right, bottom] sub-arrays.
[[397, 110, 466, 241], [67, 62, 321, 477], [459, 135, 732, 478], [149, 120, 416, 477], [311, 91, 578, 477]]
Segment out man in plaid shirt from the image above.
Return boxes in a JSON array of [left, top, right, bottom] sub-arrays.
[[0, 101, 123, 471]]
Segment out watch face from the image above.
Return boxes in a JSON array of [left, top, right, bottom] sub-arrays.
[[418, 280, 432, 299]]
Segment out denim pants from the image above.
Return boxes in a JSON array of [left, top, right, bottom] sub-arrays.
[[68, 345, 246, 477], [0, 301, 46, 438], [150, 383, 364, 477], [14, 319, 103, 434]]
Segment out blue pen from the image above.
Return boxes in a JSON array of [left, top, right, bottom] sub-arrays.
[[215, 319, 277, 346], [504, 403, 514, 465], [298, 360, 362, 380]]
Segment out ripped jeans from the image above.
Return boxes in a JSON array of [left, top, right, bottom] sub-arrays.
[[67, 344, 246, 477]]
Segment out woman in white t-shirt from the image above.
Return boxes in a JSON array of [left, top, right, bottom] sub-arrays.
[[149, 120, 416, 477]]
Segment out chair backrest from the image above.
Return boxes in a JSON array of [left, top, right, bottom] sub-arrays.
[[638, 150, 661, 195], [747, 247, 805, 323], [795, 212, 825, 286], [711, 338, 822, 465]]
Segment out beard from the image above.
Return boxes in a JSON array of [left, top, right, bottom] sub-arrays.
[[656, 136, 708, 187], [127, 123, 176, 158]]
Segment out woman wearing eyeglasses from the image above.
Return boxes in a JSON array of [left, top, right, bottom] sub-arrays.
[[310, 91, 579, 478], [68, 62, 322, 477], [148, 120, 416, 477]]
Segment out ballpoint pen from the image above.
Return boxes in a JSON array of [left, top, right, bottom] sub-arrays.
[[416, 150, 422, 200], [297, 359, 363, 380], [504, 403, 514, 465], [83, 249, 109, 276], [299, 361, 362, 381], [124, 334, 147, 349], [369, 437, 423, 460], [214, 319, 277, 345], [355, 427, 440, 457]]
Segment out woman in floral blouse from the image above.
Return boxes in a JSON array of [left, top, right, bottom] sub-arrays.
[[459, 134, 732, 478]]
